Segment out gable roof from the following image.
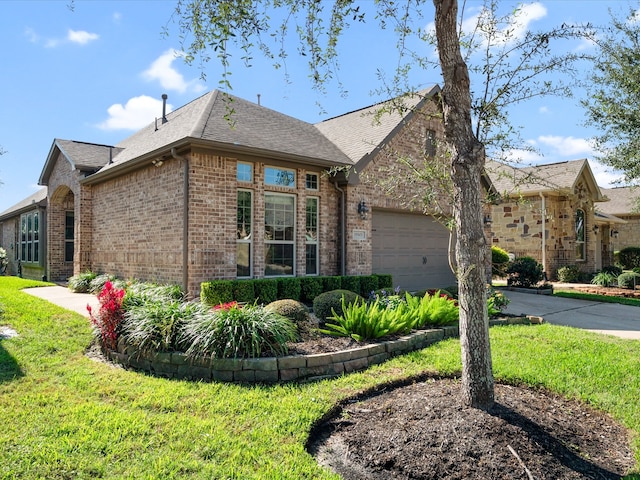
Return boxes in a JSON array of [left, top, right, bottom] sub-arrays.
[[598, 186, 639, 215], [0, 187, 47, 221], [315, 86, 441, 165], [485, 159, 607, 202], [84, 90, 353, 184]]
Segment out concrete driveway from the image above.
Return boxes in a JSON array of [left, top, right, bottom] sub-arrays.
[[502, 290, 640, 340]]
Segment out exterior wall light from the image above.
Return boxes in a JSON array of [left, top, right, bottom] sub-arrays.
[[611, 229, 619, 238], [484, 214, 492, 225], [357, 200, 369, 220], [593, 224, 599, 234]]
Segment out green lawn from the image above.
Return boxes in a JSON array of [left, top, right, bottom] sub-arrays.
[[1, 277, 639, 479], [554, 289, 640, 307]]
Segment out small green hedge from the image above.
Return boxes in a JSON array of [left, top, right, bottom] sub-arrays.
[[201, 274, 389, 306], [618, 247, 640, 270]]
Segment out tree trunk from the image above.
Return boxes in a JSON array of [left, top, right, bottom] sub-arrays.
[[433, 0, 494, 410]]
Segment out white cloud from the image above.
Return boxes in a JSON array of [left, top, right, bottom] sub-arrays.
[[499, 2, 547, 43], [97, 95, 173, 131], [590, 161, 623, 188], [141, 49, 205, 94], [537, 135, 595, 157], [538, 106, 550, 114], [67, 29, 99, 45], [24, 27, 39, 43]]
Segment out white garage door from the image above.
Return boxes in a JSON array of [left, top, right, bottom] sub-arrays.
[[372, 210, 456, 292]]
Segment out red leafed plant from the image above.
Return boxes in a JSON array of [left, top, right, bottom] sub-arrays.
[[213, 301, 239, 311], [87, 280, 126, 350]]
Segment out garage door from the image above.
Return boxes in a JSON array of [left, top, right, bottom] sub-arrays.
[[372, 210, 456, 292]]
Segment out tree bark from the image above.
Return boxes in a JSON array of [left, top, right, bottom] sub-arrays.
[[433, 0, 494, 410]]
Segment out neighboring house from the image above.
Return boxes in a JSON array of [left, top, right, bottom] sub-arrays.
[[0, 87, 458, 296], [484, 159, 626, 278], [597, 186, 640, 252], [0, 187, 48, 279]]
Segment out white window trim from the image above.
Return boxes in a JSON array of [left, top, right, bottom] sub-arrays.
[[575, 208, 586, 262], [264, 192, 296, 276], [236, 189, 253, 278], [305, 196, 319, 275]]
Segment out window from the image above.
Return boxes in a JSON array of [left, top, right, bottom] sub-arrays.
[[264, 193, 295, 276], [575, 209, 585, 261], [265, 167, 295, 188], [424, 129, 437, 157], [237, 190, 252, 277], [237, 162, 252, 182], [65, 211, 74, 263], [19, 211, 39, 263], [305, 173, 318, 190], [305, 197, 319, 275]]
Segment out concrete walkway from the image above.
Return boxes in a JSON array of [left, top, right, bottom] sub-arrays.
[[21, 285, 640, 340], [23, 285, 100, 318]]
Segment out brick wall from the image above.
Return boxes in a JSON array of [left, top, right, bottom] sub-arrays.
[[611, 215, 640, 251]]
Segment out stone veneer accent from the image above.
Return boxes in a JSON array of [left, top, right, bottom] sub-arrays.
[[106, 317, 540, 383]]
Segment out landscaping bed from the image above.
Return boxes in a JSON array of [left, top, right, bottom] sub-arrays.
[[572, 285, 640, 298]]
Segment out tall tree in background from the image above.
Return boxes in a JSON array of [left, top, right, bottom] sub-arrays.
[[582, 8, 640, 184], [170, 0, 587, 410]]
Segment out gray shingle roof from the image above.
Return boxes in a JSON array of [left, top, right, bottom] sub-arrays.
[[101, 90, 353, 172], [486, 159, 606, 202], [0, 187, 47, 220], [598, 186, 640, 215], [315, 86, 440, 164]]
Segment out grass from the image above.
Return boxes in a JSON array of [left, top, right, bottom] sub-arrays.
[[554, 289, 640, 307], [1, 276, 639, 479]]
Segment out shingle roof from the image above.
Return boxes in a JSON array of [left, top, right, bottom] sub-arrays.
[[485, 159, 606, 202], [0, 187, 47, 220], [598, 186, 640, 215], [99, 90, 353, 173], [315, 86, 440, 164]]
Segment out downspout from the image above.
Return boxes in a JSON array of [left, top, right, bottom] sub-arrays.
[[539, 192, 546, 279], [171, 148, 189, 294], [333, 182, 346, 276]]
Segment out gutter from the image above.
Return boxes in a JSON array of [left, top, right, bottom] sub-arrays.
[[539, 192, 546, 278], [171, 148, 189, 294]]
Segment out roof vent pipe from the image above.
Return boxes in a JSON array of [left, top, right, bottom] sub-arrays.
[[162, 94, 168, 124]]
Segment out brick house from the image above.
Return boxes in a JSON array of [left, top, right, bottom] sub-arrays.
[[484, 159, 626, 279], [0, 87, 460, 296], [597, 186, 640, 252]]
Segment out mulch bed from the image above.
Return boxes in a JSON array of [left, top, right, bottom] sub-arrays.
[[572, 285, 640, 299], [308, 377, 636, 479]]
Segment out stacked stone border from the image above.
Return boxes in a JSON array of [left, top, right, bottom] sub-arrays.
[[106, 316, 543, 383]]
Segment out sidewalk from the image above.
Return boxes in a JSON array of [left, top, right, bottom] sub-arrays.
[[23, 285, 99, 318]]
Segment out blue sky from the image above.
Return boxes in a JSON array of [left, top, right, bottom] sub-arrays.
[[0, 0, 637, 213]]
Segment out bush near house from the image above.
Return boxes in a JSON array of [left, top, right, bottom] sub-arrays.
[[491, 245, 510, 276], [618, 246, 640, 270], [617, 272, 640, 289], [505, 256, 544, 288], [591, 271, 618, 287], [312, 289, 364, 322], [556, 265, 583, 283]]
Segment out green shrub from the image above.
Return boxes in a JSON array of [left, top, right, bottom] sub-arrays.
[[506, 257, 543, 288], [373, 274, 393, 289], [253, 279, 278, 304], [556, 265, 583, 283], [602, 265, 623, 276], [618, 247, 640, 269], [300, 277, 323, 304], [633, 267, 640, 275], [312, 289, 363, 322], [407, 292, 459, 328], [123, 283, 185, 310], [68, 271, 97, 293], [322, 276, 342, 292], [123, 300, 199, 353], [89, 273, 117, 294], [359, 275, 379, 298], [491, 246, 510, 276], [617, 272, 640, 289], [182, 303, 297, 359], [487, 286, 510, 317], [277, 277, 301, 300], [321, 296, 414, 341], [232, 280, 255, 303], [200, 280, 234, 306], [264, 299, 309, 325], [340, 276, 360, 295], [591, 271, 617, 287]]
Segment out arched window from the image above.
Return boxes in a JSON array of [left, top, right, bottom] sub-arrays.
[[575, 209, 585, 261]]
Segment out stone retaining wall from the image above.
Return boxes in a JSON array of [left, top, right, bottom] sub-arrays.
[[106, 317, 540, 383]]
